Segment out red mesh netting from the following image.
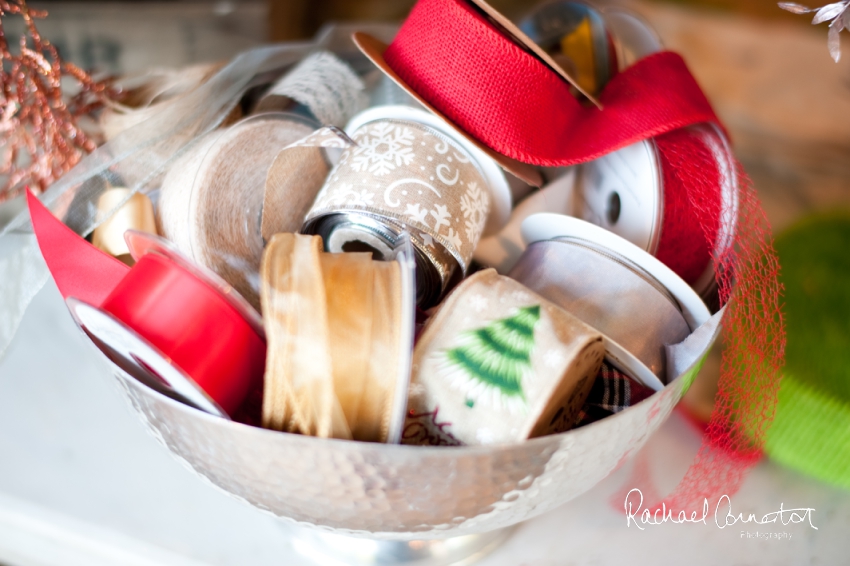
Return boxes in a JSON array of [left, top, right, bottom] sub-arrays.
[[613, 126, 785, 512], [655, 127, 722, 286]]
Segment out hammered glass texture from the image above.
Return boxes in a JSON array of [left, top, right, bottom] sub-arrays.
[[111, 355, 698, 541]]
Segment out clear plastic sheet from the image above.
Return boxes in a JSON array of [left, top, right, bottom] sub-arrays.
[[0, 24, 398, 364]]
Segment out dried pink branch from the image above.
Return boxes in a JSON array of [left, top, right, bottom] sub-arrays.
[[779, 1, 850, 62], [0, 0, 120, 203]]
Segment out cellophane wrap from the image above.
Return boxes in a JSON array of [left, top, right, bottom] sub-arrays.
[[0, 24, 395, 361]]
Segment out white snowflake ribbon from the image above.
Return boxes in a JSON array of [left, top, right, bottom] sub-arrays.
[[304, 118, 493, 288]]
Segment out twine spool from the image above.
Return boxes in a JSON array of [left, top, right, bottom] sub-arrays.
[[157, 112, 323, 310], [302, 106, 511, 308]]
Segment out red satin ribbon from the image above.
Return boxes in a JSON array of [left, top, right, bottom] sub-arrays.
[[27, 191, 265, 416], [383, 0, 721, 167]]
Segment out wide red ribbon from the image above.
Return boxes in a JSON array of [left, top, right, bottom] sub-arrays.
[[27, 191, 265, 416], [383, 0, 721, 166]]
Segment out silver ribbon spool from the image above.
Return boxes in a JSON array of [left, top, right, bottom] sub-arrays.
[[302, 106, 511, 308], [510, 237, 692, 380]]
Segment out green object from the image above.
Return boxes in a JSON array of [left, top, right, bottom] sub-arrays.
[[445, 305, 541, 402], [765, 211, 850, 490]]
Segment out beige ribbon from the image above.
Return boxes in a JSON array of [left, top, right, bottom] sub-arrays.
[[92, 188, 157, 265], [261, 233, 408, 443], [303, 118, 492, 306], [404, 268, 605, 446]]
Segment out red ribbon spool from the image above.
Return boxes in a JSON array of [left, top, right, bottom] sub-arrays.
[[27, 191, 266, 417], [374, 0, 721, 168]]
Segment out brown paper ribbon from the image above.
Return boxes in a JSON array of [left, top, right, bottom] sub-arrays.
[[303, 118, 492, 307], [404, 268, 605, 446], [260, 233, 409, 443]]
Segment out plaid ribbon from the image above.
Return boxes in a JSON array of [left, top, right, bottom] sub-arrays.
[[575, 362, 655, 428]]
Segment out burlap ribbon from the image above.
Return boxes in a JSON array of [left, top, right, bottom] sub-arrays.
[[157, 113, 325, 310], [261, 233, 412, 443], [303, 117, 492, 307]]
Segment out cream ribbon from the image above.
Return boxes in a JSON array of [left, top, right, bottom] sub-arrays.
[[254, 51, 367, 128], [260, 233, 409, 443], [92, 188, 157, 265]]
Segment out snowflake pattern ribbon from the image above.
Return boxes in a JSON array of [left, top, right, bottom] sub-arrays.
[[307, 118, 492, 272]]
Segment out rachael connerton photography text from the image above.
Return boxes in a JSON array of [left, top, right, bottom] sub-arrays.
[[624, 489, 818, 534]]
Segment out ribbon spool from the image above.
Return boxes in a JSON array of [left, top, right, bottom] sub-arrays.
[[91, 187, 157, 265], [302, 105, 511, 308], [27, 190, 266, 418], [518, 1, 618, 97], [261, 233, 415, 443], [353, 0, 719, 182], [573, 123, 738, 299], [518, 213, 711, 388], [157, 112, 323, 310], [404, 268, 606, 446], [519, 2, 663, 96], [75, 231, 265, 418], [602, 8, 663, 69], [473, 169, 577, 274], [369, 77, 537, 203], [254, 51, 368, 128]]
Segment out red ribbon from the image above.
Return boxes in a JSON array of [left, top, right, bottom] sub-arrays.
[[27, 191, 265, 416], [383, 0, 721, 167]]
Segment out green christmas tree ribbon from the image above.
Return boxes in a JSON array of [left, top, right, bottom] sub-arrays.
[[445, 305, 541, 403]]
